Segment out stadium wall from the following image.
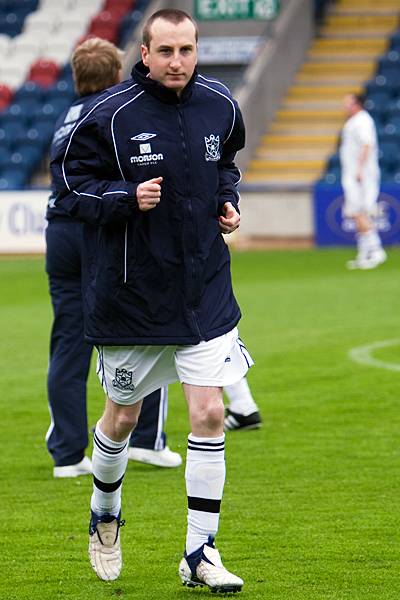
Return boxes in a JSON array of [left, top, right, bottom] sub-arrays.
[[0, 189, 315, 254], [239, 191, 313, 243], [0, 191, 46, 253]]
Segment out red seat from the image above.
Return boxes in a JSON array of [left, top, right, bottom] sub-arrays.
[[27, 73, 59, 88], [104, 0, 134, 9], [104, 0, 134, 18], [0, 84, 13, 110], [88, 23, 119, 44], [28, 59, 60, 87], [90, 10, 120, 29]]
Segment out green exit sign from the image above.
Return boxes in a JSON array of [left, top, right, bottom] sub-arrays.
[[195, 0, 280, 20]]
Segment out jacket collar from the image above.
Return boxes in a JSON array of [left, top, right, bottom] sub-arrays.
[[131, 61, 196, 105]]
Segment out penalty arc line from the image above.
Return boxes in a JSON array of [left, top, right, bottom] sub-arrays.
[[348, 338, 400, 373]]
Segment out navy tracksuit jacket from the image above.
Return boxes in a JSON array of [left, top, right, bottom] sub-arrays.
[[51, 62, 245, 347]]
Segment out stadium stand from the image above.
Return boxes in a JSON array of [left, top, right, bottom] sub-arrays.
[[244, 0, 400, 188], [0, 0, 150, 189]]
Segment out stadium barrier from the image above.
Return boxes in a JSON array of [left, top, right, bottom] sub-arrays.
[[314, 183, 400, 246], [0, 190, 46, 253]]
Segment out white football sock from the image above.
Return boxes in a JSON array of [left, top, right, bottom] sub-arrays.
[[357, 230, 382, 258], [356, 232, 369, 258], [225, 377, 258, 416], [364, 229, 382, 253], [91, 424, 129, 517], [185, 434, 225, 555]]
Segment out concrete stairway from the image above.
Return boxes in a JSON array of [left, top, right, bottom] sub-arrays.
[[244, 0, 399, 188]]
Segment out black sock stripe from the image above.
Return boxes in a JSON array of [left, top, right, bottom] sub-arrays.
[[93, 474, 124, 493], [94, 433, 127, 455], [188, 496, 221, 513], [188, 445, 225, 452], [188, 439, 225, 447]]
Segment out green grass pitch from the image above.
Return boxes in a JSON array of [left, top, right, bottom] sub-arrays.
[[1, 248, 399, 599]]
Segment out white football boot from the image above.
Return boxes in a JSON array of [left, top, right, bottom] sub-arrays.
[[359, 248, 387, 270], [53, 456, 92, 478], [128, 445, 182, 468], [179, 536, 243, 594], [88, 511, 124, 581], [347, 248, 387, 270]]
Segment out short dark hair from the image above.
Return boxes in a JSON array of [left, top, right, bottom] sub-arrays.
[[351, 93, 365, 107], [142, 9, 198, 49]]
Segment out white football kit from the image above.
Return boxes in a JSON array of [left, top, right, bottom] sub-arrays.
[[97, 327, 253, 405], [340, 109, 380, 217]]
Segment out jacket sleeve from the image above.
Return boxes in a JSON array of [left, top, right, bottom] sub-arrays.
[[217, 102, 245, 215], [50, 116, 138, 226]]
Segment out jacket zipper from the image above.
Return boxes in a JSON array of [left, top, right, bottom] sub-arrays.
[[177, 106, 203, 340], [123, 222, 128, 283]]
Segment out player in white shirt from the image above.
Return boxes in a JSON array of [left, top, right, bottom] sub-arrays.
[[339, 93, 387, 270]]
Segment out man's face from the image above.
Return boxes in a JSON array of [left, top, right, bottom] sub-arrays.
[[141, 17, 197, 95], [343, 94, 358, 117]]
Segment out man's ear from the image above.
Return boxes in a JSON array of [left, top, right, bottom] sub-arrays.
[[141, 44, 149, 66]]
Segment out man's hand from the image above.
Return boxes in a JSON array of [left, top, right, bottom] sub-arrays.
[[219, 201, 240, 234], [136, 177, 163, 211]]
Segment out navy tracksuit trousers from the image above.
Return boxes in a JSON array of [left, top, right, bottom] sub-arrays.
[[45, 220, 167, 467]]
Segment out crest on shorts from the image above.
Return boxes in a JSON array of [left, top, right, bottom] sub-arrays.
[[204, 134, 220, 161], [112, 368, 135, 390]]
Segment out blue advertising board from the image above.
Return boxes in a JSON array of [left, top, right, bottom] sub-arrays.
[[314, 183, 400, 246]]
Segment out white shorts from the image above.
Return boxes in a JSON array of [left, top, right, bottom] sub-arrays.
[[342, 176, 380, 217], [96, 327, 253, 405]]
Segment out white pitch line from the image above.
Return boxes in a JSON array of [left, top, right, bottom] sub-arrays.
[[348, 338, 400, 373]]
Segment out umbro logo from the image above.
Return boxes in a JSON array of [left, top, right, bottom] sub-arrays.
[[131, 133, 157, 141]]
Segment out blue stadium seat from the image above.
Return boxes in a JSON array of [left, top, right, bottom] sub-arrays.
[[377, 122, 400, 144], [118, 10, 145, 47], [386, 115, 400, 130], [32, 119, 56, 140], [390, 30, 400, 52], [365, 107, 386, 126], [366, 76, 397, 98], [378, 141, 400, 172], [14, 81, 45, 103], [0, 121, 28, 147], [0, 11, 24, 36], [11, 0, 39, 11], [3, 99, 42, 125], [386, 97, 400, 117], [326, 153, 340, 171], [11, 143, 43, 176], [0, 168, 28, 189], [364, 93, 391, 114], [378, 50, 400, 72], [378, 70, 400, 92], [32, 98, 70, 123], [59, 63, 73, 79], [45, 79, 76, 104], [25, 123, 54, 150], [0, 145, 11, 169], [320, 169, 341, 185]]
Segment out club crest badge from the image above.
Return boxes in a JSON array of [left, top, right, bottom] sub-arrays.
[[204, 134, 220, 161], [112, 368, 135, 390]]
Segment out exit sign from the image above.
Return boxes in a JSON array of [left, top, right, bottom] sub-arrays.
[[195, 0, 280, 20]]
